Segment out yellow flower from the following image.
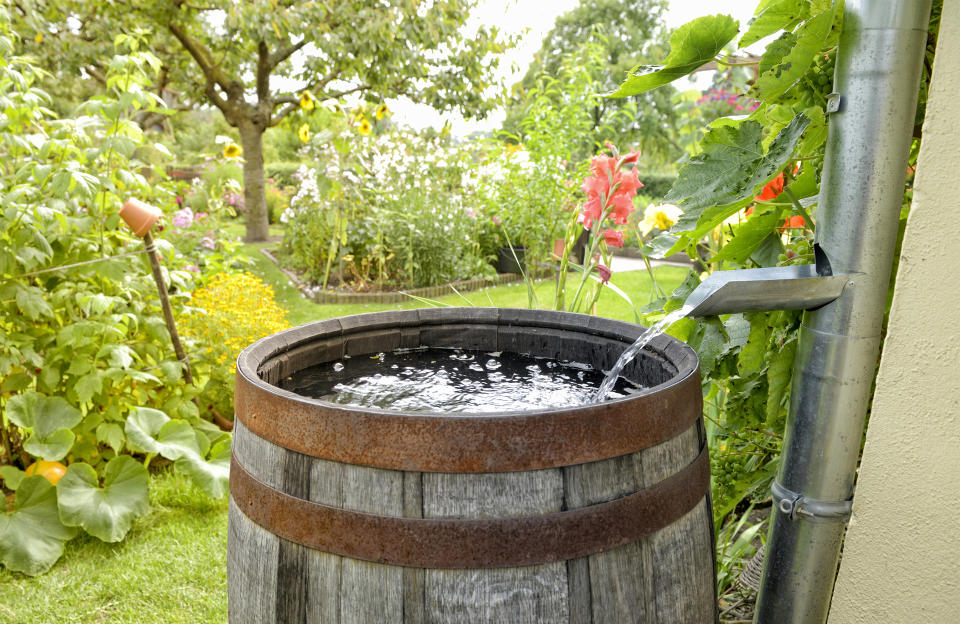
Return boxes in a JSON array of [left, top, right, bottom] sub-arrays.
[[375, 103, 390, 120], [639, 203, 683, 236], [223, 143, 241, 159], [299, 91, 315, 111], [34, 32, 43, 44], [357, 118, 372, 136], [351, 107, 366, 123], [298, 123, 311, 143]]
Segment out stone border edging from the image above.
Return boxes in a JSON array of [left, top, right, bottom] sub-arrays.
[[259, 248, 523, 304]]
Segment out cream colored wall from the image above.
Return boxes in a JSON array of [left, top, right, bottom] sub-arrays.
[[828, 3, 960, 622]]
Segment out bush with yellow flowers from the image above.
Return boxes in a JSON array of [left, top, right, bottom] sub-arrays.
[[182, 272, 290, 419]]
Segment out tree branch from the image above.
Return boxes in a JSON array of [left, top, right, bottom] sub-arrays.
[[167, 21, 233, 94], [268, 38, 310, 71], [256, 40, 271, 102]]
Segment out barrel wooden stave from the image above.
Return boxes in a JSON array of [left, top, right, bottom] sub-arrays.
[[229, 416, 713, 623]]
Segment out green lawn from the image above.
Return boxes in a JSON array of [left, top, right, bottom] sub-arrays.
[[0, 233, 689, 623]]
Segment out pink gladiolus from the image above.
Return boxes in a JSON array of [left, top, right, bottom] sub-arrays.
[[596, 264, 612, 284], [579, 146, 643, 229], [602, 229, 624, 248]]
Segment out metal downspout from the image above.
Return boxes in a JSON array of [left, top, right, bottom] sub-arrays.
[[754, 1, 932, 622]]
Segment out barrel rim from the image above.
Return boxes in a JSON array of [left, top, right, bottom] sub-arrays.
[[234, 307, 701, 472]]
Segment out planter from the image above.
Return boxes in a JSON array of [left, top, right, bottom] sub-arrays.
[[496, 244, 526, 274], [229, 308, 715, 623]]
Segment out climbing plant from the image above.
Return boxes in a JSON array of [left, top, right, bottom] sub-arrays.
[[609, 1, 941, 522]]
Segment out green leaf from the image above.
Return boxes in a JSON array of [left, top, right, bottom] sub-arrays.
[[714, 207, 785, 264], [173, 436, 231, 499], [607, 15, 740, 97], [688, 319, 729, 374], [666, 114, 811, 231], [1, 373, 32, 393], [96, 423, 125, 454], [23, 429, 76, 462], [56, 457, 149, 543], [15, 286, 53, 320], [0, 466, 26, 491], [766, 336, 798, 428], [73, 372, 103, 404], [7, 394, 82, 441], [0, 476, 77, 576], [756, 8, 837, 101], [124, 408, 198, 460], [740, 0, 810, 48], [738, 313, 773, 376]]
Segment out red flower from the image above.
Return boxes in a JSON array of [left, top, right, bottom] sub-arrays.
[[596, 264, 612, 284], [579, 148, 643, 229], [779, 214, 805, 232], [602, 229, 624, 248], [756, 173, 785, 201]]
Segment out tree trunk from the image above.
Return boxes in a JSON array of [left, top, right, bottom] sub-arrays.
[[238, 121, 270, 242]]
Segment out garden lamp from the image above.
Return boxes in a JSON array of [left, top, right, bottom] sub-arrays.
[[119, 197, 194, 385]]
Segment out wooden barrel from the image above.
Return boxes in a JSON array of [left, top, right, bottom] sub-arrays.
[[229, 308, 715, 623]]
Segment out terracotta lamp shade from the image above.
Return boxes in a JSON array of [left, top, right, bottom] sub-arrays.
[[119, 198, 162, 237]]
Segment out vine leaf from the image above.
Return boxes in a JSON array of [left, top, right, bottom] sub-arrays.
[[607, 15, 740, 97], [756, 7, 838, 101], [766, 335, 798, 429], [666, 113, 811, 232], [56, 456, 149, 543], [740, 0, 810, 49], [713, 206, 786, 264], [0, 476, 77, 576]]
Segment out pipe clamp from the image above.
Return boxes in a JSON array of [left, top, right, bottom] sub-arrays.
[[771, 480, 852, 522]]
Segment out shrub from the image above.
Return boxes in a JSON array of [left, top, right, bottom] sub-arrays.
[[181, 272, 290, 417]]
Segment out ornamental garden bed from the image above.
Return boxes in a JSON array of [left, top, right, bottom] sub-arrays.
[[260, 248, 524, 304]]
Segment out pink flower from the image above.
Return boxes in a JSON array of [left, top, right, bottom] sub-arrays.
[[172, 207, 194, 228], [596, 264, 612, 284], [185, 264, 200, 274], [579, 145, 643, 229], [492, 215, 502, 226], [602, 229, 624, 248], [200, 236, 216, 250]]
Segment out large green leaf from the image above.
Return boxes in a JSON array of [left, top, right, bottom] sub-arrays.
[[56, 456, 149, 543], [713, 206, 786, 264], [607, 15, 740, 97], [124, 407, 193, 458], [739, 0, 810, 48], [124, 407, 230, 498], [173, 436, 231, 499], [0, 476, 77, 575], [666, 114, 811, 232], [756, 7, 838, 101], [7, 393, 82, 461], [23, 429, 76, 462], [738, 313, 773, 376]]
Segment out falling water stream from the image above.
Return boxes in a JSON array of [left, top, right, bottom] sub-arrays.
[[592, 304, 694, 403]]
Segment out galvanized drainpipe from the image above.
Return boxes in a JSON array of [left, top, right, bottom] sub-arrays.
[[753, 1, 933, 622]]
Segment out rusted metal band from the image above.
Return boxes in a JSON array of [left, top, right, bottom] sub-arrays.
[[234, 367, 701, 473], [229, 444, 710, 569]]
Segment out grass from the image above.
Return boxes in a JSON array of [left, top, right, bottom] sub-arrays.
[[0, 227, 690, 622], [0, 471, 228, 624]]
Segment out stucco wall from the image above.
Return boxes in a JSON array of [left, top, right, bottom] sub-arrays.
[[828, 3, 960, 622]]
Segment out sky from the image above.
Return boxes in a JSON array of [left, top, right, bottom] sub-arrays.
[[387, 0, 762, 135]]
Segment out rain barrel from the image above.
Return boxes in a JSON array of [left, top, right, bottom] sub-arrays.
[[228, 307, 715, 623]]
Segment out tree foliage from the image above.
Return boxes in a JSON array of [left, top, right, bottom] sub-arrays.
[[504, 0, 678, 164], [14, 0, 511, 241]]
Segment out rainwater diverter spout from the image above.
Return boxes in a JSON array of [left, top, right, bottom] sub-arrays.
[[683, 253, 848, 319]]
